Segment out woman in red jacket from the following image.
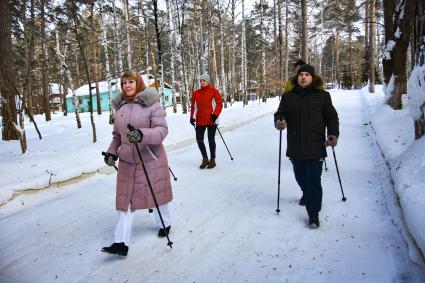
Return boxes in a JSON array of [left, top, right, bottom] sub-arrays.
[[190, 73, 223, 169]]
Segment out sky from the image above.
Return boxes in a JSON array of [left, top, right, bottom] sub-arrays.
[[0, 85, 424, 282]]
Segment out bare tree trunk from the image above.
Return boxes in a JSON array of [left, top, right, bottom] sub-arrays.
[[26, 0, 35, 117], [153, 0, 166, 112], [410, 0, 425, 138], [90, 3, 102, 115], [210, 25, 219, 86], [63, 82, 68, 116], [277, 0, 283, 96], [172, 0, 189, 113], [112, 0, 124, 74], [241, 0, 248, 105], [72, 0, 96, 139], [54, 29, 81, 128], [386, 0, 415, 109], [75, 51, 81, 87], [301, 0, 308, 61], [382, 0, 394, 85], [365, 0, 369, 49], [230, 0, 236, 104], [284, 0, 289, 82], [368, 0, 376, 93], [349, 29, 353, 89], [56, 30, 69, 116], [17, 85, 27, 153], [260, 0, 267, 102], [217, 0, 227, 108], [201, 0, 208, 74], [319, 2, 324, 75], [335, 29, 341, 88], [124, 0, 132, 70], [166, 0, 177, 113], [0, 0, 19, 140], [40, 0, 51, 121], [100, 4, 115, 124]]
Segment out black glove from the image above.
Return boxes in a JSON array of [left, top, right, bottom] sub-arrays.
[[104, 152, 117, 166], [190, 118, 196, 126], [211, 114, 218, 122], [127, 129, 143, 144]]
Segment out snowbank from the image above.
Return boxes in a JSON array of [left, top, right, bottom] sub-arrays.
[[361, 85, 425, 257]]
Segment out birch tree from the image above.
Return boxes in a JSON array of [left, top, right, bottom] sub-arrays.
[[112, 0, 124, 74], [217, 0, 227, 107], [174, 0, 189, 113], [241, 0, 248, 105], [99, 3, 115, 124], [54, 29, 82, 128], [124, 0, 132, 70], [166, 0, 177, 113]]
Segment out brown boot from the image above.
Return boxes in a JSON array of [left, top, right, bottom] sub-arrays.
[[199, 157, 209, 169], [207, 158, 216, 169]]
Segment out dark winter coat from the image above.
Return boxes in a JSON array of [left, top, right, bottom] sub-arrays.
[[107, 87, 173, 211], [190, 84, 223, 126], [274, 75, 339, 159]]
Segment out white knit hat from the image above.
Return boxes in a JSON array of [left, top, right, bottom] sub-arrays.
[[200, 73, 211, 84]]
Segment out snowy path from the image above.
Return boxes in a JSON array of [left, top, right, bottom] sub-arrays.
[[1, 92, 424, 283]]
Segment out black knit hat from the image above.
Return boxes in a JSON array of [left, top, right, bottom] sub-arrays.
[[297, 64, 315, 76]]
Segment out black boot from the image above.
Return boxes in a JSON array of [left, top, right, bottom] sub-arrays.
[[158, 226, 171, 238], [199, 157, 209, 169], [308, 214, 320, 229], [207, 158, 216, 169], [299, 195, 306, 206], [101, 242, 129, 256]]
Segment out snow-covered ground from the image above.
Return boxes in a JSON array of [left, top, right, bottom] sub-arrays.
[[0, 88, 424, 282]]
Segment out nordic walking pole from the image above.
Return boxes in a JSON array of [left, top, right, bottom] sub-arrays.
[[127, 124, 173, 249], [101, 151, 118, 171], [215, 124, 234, 160], [276, 130, 282, 214], [331, 146, 346, 201], [324, 158, 328, 172], [169, 167, 178, 181]]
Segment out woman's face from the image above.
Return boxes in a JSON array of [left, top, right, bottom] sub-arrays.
[[200, 79, 209, 88], [122, 78, 137, 98]]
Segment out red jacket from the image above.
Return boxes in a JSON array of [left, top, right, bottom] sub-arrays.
[[190, 84, 223, 126]]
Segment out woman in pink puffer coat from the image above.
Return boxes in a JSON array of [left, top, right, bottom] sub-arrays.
[[101, 71, 173, 257]]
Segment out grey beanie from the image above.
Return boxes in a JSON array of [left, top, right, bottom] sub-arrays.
[[200, 73, 211, 84], [297, 64, 315, 77]]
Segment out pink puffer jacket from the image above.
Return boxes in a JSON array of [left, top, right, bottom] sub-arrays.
[[107, 87, 172, 211]]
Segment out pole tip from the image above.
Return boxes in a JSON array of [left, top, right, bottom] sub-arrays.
[[174, 178, 178, 181], [342, 197, 347, 202], [276, 209, 280, 215]]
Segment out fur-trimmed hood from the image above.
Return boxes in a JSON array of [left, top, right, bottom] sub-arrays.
[[111, 87, 160, 110], [288, 74, 324, 92]]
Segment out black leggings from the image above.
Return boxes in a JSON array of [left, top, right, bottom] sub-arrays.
[[196, 125, 217, 159]]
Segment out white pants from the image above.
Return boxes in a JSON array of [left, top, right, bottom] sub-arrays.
[[114, 204, 171, 245]]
